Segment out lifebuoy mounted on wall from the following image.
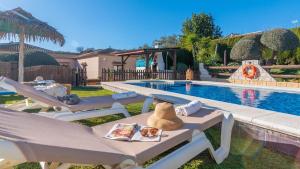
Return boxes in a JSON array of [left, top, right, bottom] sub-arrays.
[[242, 64, 257, 79]]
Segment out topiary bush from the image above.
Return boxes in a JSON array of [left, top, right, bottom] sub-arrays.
[[0, 51, 59, 67], [260, 29, 299, 51], [230, 39, 261, 61]]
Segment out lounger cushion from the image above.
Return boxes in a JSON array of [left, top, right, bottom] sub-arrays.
[[69, 95, 147, 112], [93, 108, 223, 164], [0, 108, 132, 166], [0, 107, 223, 166]]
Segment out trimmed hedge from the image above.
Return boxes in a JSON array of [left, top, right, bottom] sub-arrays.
[[209, 27, 300, 64], [230, 39, 261, 61], [260, 29, 299, 51]]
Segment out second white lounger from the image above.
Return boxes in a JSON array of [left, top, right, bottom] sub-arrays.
[[0, 76, 153, 121]]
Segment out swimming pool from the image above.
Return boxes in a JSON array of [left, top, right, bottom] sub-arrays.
[[0, 91, 15, 95], [129, 82, 300, 115]]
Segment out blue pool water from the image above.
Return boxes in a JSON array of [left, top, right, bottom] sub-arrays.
[[0, 91, 15, 95], [129, 82, 300, 115]]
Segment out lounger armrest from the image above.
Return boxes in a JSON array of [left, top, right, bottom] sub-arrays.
[[212, 111, 234, 164], [0, 140, 26, 168], [142, 97, 154, 113]]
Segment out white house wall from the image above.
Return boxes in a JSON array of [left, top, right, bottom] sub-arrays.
[[78, 57, 100, 80]]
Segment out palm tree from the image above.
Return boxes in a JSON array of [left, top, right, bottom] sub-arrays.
[[0, 7, 65, 82], [181, 33, 199, 69]]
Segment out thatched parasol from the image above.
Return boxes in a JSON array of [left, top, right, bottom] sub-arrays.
[[0, 7, 65, 82]]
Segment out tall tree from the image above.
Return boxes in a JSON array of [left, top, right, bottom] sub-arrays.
[[181, 13, 222, 68], [180, 33, 199, 68], [182, 13, 222, 39], [0, 7, 65, 82]]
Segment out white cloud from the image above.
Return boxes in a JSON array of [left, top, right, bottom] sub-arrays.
[[291, 20, 299, 24]]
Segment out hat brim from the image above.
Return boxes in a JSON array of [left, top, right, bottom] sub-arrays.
[[147, 114, 183, 131]]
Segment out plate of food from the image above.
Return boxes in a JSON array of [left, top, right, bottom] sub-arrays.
[[132, 126, 162, 142]]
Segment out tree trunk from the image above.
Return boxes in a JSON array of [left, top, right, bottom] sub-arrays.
[[18, 29, 25, 82], [192, 45, 196, 70], [271, 50, 277, 65], [223, 50, 227, 66]]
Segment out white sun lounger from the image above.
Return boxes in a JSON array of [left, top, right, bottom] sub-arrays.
[[0, 107, 234, 169], [0, 76, 153, 121]]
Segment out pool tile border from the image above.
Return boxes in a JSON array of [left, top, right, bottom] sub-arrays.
[[229, 79, 300, 89]]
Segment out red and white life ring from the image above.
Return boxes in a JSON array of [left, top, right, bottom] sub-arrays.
[[242, 64, 257, 79]]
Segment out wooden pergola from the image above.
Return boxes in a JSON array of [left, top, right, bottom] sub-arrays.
[[114, 47, 180, 71]]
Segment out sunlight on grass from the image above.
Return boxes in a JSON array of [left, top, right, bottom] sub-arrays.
[[71, 86, 115, 97], [0, 94, 25, 104]]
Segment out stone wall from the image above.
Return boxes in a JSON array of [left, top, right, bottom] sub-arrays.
[[229, 79, 300, 88], [229, 60, 276, 82]]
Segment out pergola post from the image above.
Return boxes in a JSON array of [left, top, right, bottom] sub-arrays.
[[145, 53, 150, 71], [224, 50, 227, 66], [114, 48, 180, 80], [121, 56, 124, 71], [173, 50, 177, 80]]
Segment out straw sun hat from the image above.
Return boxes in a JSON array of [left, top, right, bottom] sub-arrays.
[[147, 102, 183, 131]]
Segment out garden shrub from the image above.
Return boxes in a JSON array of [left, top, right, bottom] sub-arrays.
[[176, 62, 188, 72], [181, 26, 300, 66], [230, 39, 261, 61], [295, 47, 300, 64], [176, 49, 193, 68], [291, 27, 300, 39], [195, 37, 221, 65], [260, 29, 299, 51]]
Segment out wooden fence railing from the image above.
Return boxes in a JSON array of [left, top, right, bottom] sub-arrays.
[[0, 62, 18, 80], [0, 62, 87, 86], [25, 65, 73, 84], [208, 65, 300, 70], [208, 65, 300, 79], [101, 69, 199, 81]]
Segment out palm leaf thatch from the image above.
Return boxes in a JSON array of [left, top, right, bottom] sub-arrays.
[[0, 7, 65, 46], [0, 7, 65, 82]]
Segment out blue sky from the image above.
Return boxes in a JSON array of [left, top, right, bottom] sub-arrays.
[[0, 0, 299, 52]]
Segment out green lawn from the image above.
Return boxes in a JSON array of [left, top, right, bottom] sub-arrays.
[[0, 87, 297, 169]]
